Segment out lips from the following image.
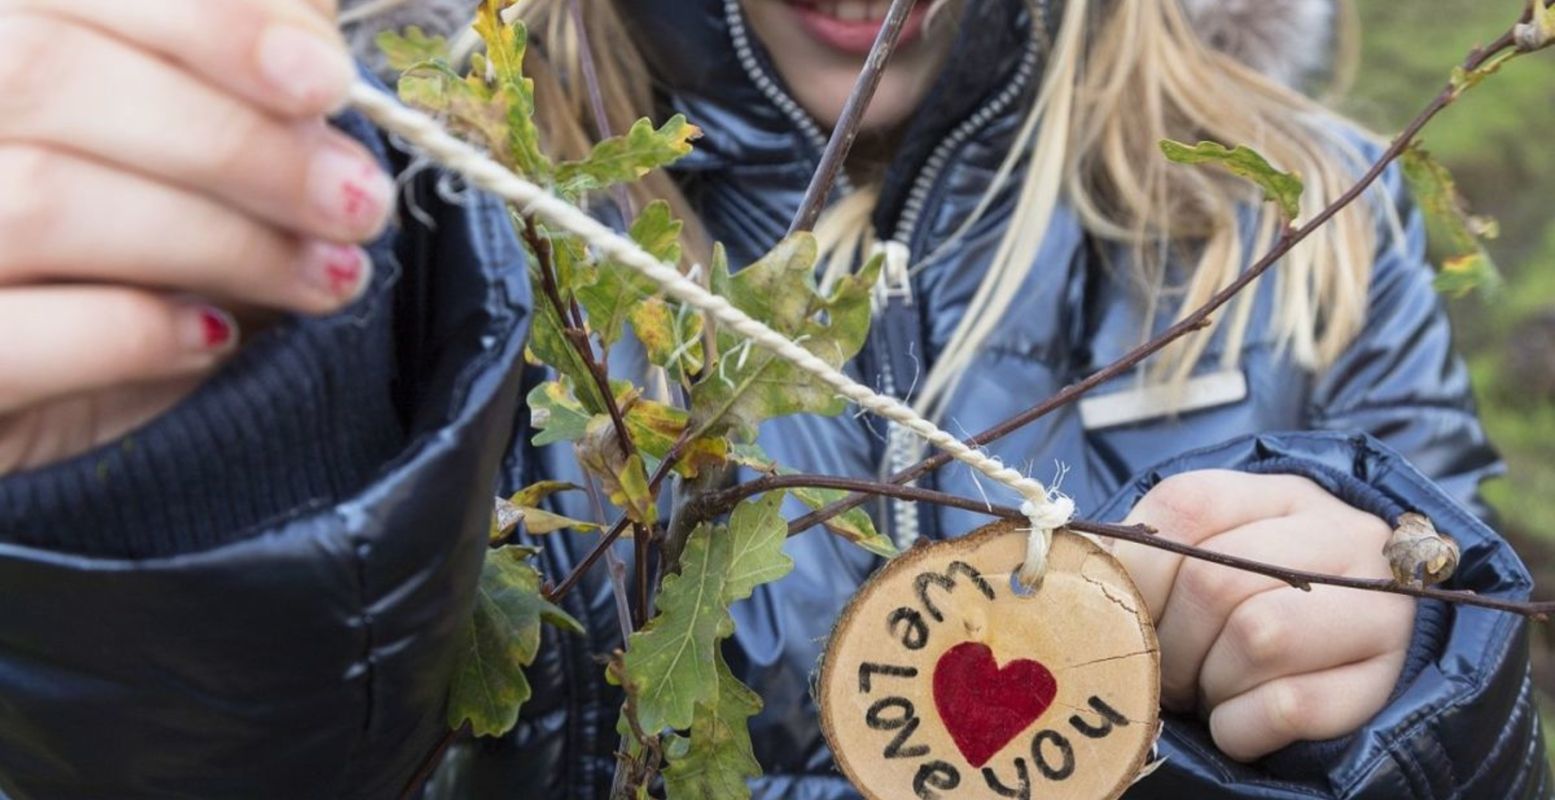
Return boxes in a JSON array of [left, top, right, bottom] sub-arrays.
[[786, 0, 930, 55]]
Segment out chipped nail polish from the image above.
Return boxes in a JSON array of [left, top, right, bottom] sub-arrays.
[[309, 146, 394, 235], [301, 242, 372, 302]]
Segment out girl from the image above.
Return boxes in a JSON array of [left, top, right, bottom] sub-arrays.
[[0, 0, 1540, 797]]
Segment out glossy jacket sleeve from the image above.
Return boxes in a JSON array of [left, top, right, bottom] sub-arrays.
[[0, 110, 534, 799], [1095, 433, 1545, 799]]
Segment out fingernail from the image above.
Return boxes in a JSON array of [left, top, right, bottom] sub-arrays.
[[301, 242, 372, 303], [181, 305, 238, 353], [309, 145, 395, 236], [256, 26, 353, 111]]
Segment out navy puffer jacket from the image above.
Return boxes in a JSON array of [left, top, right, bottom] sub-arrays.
[[0, 1, 1545, 798]]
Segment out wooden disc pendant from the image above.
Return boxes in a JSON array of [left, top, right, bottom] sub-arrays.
[[817, 522, 1161, 800]]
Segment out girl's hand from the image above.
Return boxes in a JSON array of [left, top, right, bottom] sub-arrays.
[[0, 0, 394, 475], [1112, 470, 1414, 762]]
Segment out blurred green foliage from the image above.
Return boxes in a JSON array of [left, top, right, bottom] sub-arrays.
[[1345, 0, 1555, 759], [1347, 0, 1555, 555]]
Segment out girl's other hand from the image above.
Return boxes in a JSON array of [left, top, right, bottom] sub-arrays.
[[1112, 470, 1415, 762], [0, 0, 395, 475]]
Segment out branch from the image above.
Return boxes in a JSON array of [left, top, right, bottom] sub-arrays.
[[789, 27, 1524, 534], [788, 0, 922, 234], [702, 474, 1555, 621], [397, 723, 467, 800], [546, 431, 694, 602], [523, 219, 665, 621]]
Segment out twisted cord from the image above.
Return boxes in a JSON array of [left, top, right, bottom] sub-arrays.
[[346, 81, 1075, 585]]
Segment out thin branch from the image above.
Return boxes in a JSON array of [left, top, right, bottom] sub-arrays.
[[523, 219, 666, 626], [397, 723, 467, 800], [788, 0, 922, 234], [567, 0, 635, 218], [632, 523, 652, 629], [702, 474, 1555, 621], [546, 432, 694, 602], [790, 28, 1522, 534]]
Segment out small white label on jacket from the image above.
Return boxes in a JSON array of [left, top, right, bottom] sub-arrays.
[[1079, 369, 1248, 431]]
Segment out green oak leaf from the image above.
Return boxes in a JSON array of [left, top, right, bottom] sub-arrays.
[[376, 27, 450, 72], [527, 379, 593, 446], [729, 443, 896, 558], [527, 276, 609, 413], [1160, 139, 1305, 222], [577, 201, 684, 348], [722, 492, 795, 601], [662, 652, 764, 800], [622, 492, 791, 734], [621, 519, 734, 732], [1401, 145, 1503, 298], [556, 116, 701, 196], [448, 547, 584, 737], [690, 236, 881, 442]]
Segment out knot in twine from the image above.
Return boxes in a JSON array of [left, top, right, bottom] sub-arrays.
[[1017, 488, 1077, 591]]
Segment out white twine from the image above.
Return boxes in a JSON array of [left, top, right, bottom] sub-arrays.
[[345, 81, 1076, 585]]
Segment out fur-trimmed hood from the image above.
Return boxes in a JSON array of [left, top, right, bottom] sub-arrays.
[[343, 0, 1339, 89]]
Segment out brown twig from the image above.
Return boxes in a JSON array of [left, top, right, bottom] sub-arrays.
[[397, 723, 468, 800], [546, 432, 694, 602], [790, 28, 1523, 535], [522, 221, 664, 625], [699, 474, 1555, 620], [788, 0, 922, 235]]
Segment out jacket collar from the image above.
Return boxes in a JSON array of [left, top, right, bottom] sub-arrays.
[[619, 0, 1055, 230]]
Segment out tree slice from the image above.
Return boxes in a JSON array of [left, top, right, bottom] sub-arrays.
[[817, 523, 1161, 800]]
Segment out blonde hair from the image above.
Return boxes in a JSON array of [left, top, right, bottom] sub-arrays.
[[439, 0, 1383, 414]]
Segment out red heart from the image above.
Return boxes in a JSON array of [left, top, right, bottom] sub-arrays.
[[932, 642, 1058, 768]]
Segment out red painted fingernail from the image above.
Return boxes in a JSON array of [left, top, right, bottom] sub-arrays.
[[302, 242, 371, 302], [180, 305, 238, 353]]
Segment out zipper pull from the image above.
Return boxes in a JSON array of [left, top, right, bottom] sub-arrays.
[[871, 240, 913, 313]]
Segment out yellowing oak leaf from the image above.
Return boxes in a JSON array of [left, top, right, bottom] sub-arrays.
[[1401, 145, 1503, 298], [574, 417, 659, 526], [491, 482, 600, 541]]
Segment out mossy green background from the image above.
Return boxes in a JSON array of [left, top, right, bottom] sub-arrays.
[[1347, 0, 1555, 762]]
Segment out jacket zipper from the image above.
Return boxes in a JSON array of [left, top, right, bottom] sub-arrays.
[[724, 0, 854, 198], [874, 17, 1047, 546], [725, 0, 1045, 545]]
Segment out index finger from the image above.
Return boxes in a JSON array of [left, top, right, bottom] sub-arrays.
[[1111, 471, 1328, 617], [6, 0, 352, 118]]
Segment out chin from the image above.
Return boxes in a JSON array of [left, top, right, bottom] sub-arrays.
[[743, 0, 948, 132], [793, 72, 919, 131]]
